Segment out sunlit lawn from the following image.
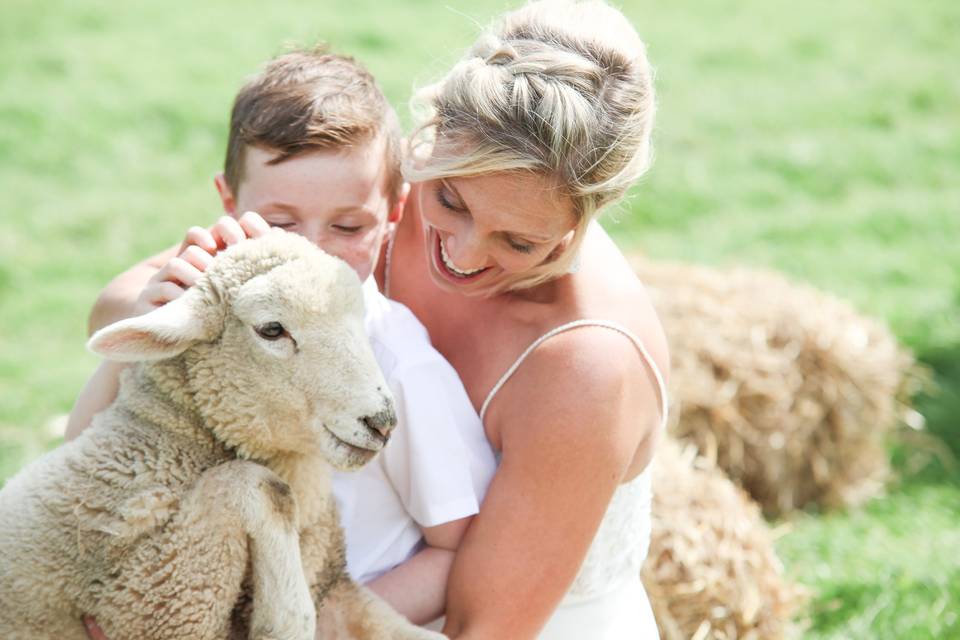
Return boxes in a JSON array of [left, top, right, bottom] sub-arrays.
[[1, 1, 958, 637]]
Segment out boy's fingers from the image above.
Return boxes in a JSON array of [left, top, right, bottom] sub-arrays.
[[163, 257, 204, 287], [211, 216, 247, 248], [179, 245, 214, 272], [238, 210, 272, 238], [180, 226, 217, 255], [144, 281, 186, 307], [83, 616, 109, 640]]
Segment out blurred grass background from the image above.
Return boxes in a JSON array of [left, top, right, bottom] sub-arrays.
[[1, 0, 957, 637]]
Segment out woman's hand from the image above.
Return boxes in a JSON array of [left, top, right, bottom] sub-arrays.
[[132, 212, 271, 316]]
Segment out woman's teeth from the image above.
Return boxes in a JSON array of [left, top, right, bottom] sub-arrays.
[[440, 237, 485, 277]]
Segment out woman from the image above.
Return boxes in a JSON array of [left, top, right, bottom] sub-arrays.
[[84, 1, 666, 637], [381, 1, 666, 637]]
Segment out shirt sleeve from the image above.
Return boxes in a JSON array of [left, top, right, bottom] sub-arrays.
[[379, 358, 497, 528]]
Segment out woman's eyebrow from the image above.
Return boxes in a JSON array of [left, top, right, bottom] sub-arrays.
[[508, 231, 553, 243]]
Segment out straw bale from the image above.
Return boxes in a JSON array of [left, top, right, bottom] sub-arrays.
[[642, 438, 807, 640], [632, 258, 915, 515]]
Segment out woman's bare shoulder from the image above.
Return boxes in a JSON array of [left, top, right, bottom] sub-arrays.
[[491, 323, 663, 474]]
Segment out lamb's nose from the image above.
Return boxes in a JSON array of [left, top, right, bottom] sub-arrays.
[[360, 401, 396, 440]]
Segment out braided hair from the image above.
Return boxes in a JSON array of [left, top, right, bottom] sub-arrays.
[[406, 0, 655, 292]]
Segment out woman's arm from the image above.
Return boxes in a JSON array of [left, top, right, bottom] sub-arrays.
[[365, 517, 472, 624], [442, 329, 662, 639]]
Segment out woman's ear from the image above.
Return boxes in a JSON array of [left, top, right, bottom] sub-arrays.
[[214, 173, 237, 215], [545, 228, 577, 263]]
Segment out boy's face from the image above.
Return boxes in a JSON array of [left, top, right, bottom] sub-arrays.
[[216, 139, 403, 282]]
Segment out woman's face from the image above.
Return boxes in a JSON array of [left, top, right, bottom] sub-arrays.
[[416, 171, 577, 296]]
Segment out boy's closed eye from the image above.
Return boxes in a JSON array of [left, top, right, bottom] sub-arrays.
[[260, 213, 297, 229], [332, 223, 364, 234]]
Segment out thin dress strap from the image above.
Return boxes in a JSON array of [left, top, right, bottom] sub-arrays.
[[479, 320, 669, 431]]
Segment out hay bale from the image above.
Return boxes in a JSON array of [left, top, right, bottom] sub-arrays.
[[643, 438, 807, 640], [633, 258, 915, 515]]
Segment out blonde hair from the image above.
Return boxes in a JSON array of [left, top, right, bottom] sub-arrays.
[[406, 0, 656, 293]]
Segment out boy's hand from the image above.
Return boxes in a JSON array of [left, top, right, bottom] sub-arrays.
[[133, 212, 271, 316], [83, 616, 108, 640]]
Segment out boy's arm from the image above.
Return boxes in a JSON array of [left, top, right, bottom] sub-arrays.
[[365, 516, 472, 625], [64, 360, 126, 441], [87, 246, 178, 335], [88, 213, 269, 335]]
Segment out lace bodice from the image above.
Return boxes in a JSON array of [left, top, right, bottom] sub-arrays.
[[565, 467, 653, 600]]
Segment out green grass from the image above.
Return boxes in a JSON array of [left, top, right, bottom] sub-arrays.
[[1, 1, 958, 637]]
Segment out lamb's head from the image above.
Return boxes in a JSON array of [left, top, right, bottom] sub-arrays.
[[88, 232, 395, 469]]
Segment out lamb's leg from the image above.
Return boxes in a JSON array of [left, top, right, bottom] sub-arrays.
[[93, 460, 314, 640], [315, 579, 446, 640], [243, 475, 315, 640], [0, 615, 87, 640]]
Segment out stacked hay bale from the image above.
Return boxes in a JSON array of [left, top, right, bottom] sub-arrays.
[[633, 258, 915, 516], [643, 438, 807, 640]]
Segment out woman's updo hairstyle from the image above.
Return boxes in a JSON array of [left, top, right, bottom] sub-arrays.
[[406, 0, 655, 291]]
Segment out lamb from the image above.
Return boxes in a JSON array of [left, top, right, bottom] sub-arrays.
[[0, 232, 445, 640]]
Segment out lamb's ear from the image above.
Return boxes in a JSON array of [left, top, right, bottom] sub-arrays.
[[87, 290, 212, 362]]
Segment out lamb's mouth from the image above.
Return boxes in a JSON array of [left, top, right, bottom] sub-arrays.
[[323, 425, 382, 455]]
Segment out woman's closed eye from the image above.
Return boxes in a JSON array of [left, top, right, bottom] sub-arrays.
[[436, 185, 467, 213], [505, 236, 534, 254]]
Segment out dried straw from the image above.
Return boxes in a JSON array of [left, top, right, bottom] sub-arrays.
[[643, 438, 807, 640], [632, 258, 915, 515]]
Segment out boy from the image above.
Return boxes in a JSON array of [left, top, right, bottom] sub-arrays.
[[67, 47, 495, 627]]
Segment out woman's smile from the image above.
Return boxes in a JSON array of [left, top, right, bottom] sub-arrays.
[[430, 226, 492, 284]]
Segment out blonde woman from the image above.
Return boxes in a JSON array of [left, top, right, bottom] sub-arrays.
[[385, 1, 667, 636], [80, 1, 665, 637]]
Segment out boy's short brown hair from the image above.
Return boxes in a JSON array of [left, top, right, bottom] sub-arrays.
[[224, 46, 402, 203]]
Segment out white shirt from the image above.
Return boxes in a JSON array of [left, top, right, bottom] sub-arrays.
[[332, 279, 496, 584]]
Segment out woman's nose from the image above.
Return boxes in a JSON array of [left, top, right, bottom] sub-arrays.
[[446, 231, 487, 271]]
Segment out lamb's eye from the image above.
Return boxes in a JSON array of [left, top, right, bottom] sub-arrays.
[[255, 322, 287, 341]]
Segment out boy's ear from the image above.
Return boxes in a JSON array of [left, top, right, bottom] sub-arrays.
[[87, 290, 211, 362], [388, 182, 410, 224], [214, 173, 237, 215]]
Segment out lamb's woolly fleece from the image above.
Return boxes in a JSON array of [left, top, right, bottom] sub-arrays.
[[0, 233, 442, 640]]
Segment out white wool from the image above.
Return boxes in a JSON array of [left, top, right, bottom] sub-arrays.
[[0, 233, 442, 639]]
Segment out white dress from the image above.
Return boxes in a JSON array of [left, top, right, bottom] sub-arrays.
[[479, 320, 664, 639], [385, 235, 663, 637]]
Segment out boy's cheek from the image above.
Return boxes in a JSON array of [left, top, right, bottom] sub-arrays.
[[325, 238, 379, 280]]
